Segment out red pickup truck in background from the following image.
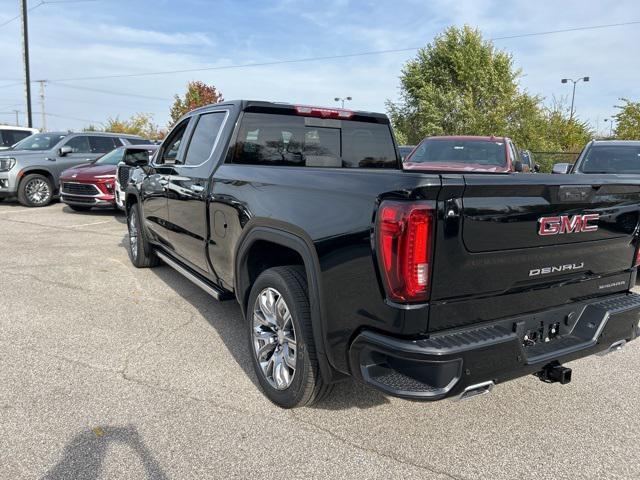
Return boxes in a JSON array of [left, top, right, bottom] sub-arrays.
[[403, 135, 535, 173]]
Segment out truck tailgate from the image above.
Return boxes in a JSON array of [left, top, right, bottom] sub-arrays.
[[429, 174, 640, 332]]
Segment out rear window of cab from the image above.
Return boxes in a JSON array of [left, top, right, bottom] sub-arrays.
[[229, 112, 397, 168]]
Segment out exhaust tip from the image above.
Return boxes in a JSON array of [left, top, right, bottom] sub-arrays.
[[456, 381, 495, 401]]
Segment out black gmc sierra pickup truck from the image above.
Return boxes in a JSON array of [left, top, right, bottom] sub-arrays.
[[124, 100, 640, 408]]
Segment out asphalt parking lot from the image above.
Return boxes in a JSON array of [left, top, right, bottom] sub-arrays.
[[1, 201, 639, 480]]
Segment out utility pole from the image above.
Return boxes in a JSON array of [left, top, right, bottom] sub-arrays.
[[13, 110, 20, 126], [20, 0, 33, 128], [37, 80, 47, 131]]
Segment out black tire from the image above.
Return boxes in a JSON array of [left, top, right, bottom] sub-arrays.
[[18, 174, 53, 207], [247, 265, 332, 408], [126, 201, 159, 268], [68, 205, 92, 212]]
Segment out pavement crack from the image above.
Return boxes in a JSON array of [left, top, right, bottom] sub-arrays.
[[2, 270, 87, 292]]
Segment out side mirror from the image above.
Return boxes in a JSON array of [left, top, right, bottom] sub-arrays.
[[123, 151, 149, 167], [58, 146, 72, 157], [533, 163, 540, 173], [552, 163, 572, 174], [513, 160, 523, 172]]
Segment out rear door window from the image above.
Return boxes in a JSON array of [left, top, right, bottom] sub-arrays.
[[183, 112, 226, 166], [230, 112, 396, 168], [89, 136, 118, 153], [64, 136, 91, 153]]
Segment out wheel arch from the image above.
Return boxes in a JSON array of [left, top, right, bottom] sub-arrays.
[[235, 224, 337, 382], [18, 168, 57, 190]]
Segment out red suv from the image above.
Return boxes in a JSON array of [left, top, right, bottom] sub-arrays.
[[403, 135, 533, 173], [59, 145, 156, 211]]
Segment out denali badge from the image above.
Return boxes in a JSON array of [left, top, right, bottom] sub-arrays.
[[529, 263, 584, 277], [538, 214, 599, 236]]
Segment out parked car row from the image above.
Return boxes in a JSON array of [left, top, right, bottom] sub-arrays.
[[0, 131, 152, 206]]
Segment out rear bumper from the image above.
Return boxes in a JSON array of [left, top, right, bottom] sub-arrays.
[[349, 292, 640, 400]]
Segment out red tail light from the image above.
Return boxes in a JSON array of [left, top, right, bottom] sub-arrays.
[[294, 105, 353, 119], [376, 201, 434, 303]]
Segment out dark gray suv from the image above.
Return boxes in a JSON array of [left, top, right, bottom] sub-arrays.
[[0, 131, 147, 207]]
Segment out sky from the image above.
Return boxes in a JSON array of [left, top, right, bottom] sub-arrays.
[[0, 0, 639, 136]]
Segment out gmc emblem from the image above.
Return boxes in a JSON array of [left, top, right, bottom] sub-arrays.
[[538, 214, 599, 236]]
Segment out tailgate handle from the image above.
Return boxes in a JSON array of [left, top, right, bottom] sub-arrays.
[[558, 185, 596, 202]]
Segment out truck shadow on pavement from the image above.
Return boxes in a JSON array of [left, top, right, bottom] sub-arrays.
[[42, 424, 168, 480], [148, 261, 390, 411]]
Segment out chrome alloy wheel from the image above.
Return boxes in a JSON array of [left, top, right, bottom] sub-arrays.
[[25, 178, 50, 205], [128, 209, 138, 260], [252, 287, 297, 390]]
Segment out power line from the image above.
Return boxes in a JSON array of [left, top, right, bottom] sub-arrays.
[[0, 1, 44, 28], [45, 20, 640, 83], [49, 82, 169, 101], [0, 0, 99, 28], [34, 111, 103, 124], [491, 21, 640, 40]]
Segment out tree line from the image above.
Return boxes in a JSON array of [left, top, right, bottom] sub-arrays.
[[86, 26, 640, 171]]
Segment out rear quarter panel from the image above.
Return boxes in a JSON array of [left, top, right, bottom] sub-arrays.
[[209, 165, 441, 372]]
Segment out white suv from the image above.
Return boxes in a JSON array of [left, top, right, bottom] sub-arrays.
[[0, 125, 38, 150]]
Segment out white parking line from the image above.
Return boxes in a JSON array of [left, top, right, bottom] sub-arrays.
[[69, 220, 112, 228], [0, 208, 46, 215]]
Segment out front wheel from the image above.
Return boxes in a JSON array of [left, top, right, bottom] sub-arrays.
[[248, 266, 332, 408], [127, 202, 159, 268], [18, 174, 53, 207]]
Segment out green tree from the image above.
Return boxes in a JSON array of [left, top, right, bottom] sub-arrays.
[[169, 81, 224, 126], [613, 98, 640, 140], [387, 25, 594, 172], [101, 113, 165, 140], [387, 25, 538, 144]]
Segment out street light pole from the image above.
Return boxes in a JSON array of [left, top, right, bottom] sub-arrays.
[[561, 76, 590, 120], [604, 118, 614, 138], [334, 96, 352, 108]]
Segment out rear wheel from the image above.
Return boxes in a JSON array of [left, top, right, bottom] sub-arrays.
[[248, 266, 332, 408], [18, 174, 53, 207], [68, 205, 92, 212], [127, 202, 159, 268]]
